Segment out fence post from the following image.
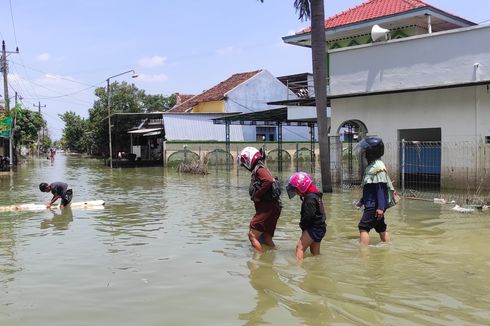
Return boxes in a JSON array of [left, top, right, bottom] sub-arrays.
[[401, 139, 406, 194], [295, 143, 299, 172]]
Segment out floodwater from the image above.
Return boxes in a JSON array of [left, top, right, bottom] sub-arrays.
[[1, 154, 490, 326]]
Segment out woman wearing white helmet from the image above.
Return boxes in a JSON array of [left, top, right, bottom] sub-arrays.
[[239, 146, 282, 252]]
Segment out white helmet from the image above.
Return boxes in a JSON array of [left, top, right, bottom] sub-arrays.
[[239, 147, 262, 170]]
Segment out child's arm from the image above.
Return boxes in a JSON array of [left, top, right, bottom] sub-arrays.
[[375, 183, 387, 217], [300, 197, 317, 228], [252, 168, 273, 201], [47, 195, 60, 207]]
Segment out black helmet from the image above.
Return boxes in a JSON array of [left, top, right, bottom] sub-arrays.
[[39, 182, 49, 192], [355, 137, 384, 162]]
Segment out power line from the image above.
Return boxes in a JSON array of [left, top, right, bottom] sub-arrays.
[[8, 0, 19, 48]]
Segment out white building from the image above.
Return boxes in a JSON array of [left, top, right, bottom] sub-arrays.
[[283, 0, 490, 189], [167, 69, 311, 142]]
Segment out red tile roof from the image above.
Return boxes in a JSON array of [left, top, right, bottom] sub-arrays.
[[168, 70, 263, 113], [174, 93, 195, 106], [300, 0, 464, 33]]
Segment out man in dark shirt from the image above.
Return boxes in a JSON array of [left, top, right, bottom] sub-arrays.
[[39, 182, 73, 209]]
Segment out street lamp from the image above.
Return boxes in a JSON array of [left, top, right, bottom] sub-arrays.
[[106, 70, 138, 168]]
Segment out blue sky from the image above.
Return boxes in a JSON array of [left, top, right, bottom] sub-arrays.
[[1, 0, 489, 140]]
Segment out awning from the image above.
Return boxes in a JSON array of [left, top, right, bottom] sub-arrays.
[[143, 130, 163, 137], [127, 128, 161, 134]]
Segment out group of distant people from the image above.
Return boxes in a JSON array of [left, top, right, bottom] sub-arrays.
[[239, 136, 392, 261]]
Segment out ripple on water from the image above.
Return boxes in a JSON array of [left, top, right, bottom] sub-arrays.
[[1, 157, 490, 325]]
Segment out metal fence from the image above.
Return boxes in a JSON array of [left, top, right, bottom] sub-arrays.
[[340, 140, 490, 206], [164, 140, 490, 205]]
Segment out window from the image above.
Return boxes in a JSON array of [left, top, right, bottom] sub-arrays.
[[256, 127, 276, 141]]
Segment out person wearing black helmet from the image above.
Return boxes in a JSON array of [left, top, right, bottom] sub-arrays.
[[354, 137, 391, 246], [39, 182, 73, 209]]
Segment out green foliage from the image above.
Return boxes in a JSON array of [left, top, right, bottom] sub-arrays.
[[85, 81, 176, 155], [143, 93, 177, 111], [13, 106, 46, 146], [59, 111, 88, 153]]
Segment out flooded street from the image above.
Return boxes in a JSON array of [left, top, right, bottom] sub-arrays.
[[1, 154, 490, 325]]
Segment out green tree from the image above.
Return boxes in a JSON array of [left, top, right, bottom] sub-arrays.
[[59, 111, 87, 153], [260, 0, 332, 192], [13, 106, 46, 146], [143, 93, 177, 111], [87, 81, 145, 155]]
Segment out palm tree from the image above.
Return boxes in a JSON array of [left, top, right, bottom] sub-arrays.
[[260, 0, 332, 192]]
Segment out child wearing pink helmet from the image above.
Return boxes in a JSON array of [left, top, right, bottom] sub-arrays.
[[286, 172, 326, 261]]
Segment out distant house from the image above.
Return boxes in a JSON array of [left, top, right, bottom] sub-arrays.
[[283, 0, 490, 189], [166, 69, 310, 142]]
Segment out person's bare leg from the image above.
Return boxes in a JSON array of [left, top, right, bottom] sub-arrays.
[[309, 241, 321, 256], [248, 228, 264, 252], [379, 231, 390, 242], [296, 231, 314, 261], [359, 230, 370, 246], [261, 233, 276, 249]]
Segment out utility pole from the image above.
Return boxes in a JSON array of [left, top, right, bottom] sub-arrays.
[[34, 101, 46, 154], [1, 40, 19, 170]]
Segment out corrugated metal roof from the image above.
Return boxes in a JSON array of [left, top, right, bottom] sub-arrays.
[[163, 114, 244, 141]]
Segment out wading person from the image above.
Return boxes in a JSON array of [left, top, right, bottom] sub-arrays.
[[39, 182, 73, 209], [240, 146, 281, 252], [286, 172, 326, 261], [355, 137, 391, 246]]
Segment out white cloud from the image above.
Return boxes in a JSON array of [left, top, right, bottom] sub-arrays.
[[136, 73, 168, 83], [36, 53, 51, 61], [137, 56, 167, 68]]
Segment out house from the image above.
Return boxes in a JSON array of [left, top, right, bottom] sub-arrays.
[[166, 69, 311, 142], [282, 0, 490, 190]]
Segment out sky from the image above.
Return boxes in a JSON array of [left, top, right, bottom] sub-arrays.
[[1, 0, 489, 140]]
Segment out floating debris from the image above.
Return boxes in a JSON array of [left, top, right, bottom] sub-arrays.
[[451, 205, 475, 213], [177, 157, 209, 175]]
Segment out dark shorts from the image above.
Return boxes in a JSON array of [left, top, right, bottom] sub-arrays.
[[250, 200, 281, 237], [358, 209, 387, 233], [61, 189, 73, 206], [306, 227, 326, 242]]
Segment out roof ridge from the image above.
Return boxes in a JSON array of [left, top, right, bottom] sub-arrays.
[[167, 69, 263, 113]]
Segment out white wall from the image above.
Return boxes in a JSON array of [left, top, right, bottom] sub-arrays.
[[329, 24, 490, 96], [331, 86, 490, 143], [331, 85, 490, 188], [163, 113, 244, 141], [225, 70, 297, 113], [225, 70, 311, 141]]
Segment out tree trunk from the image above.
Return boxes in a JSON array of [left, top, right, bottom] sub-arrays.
[[310, 0, 332, 192]]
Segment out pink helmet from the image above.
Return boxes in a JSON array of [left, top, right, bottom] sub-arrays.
[[239, 147, 262, 170], [286, 172, 313, 198]]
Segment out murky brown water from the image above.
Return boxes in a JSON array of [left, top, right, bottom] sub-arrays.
[[1, 154, 490, 325]]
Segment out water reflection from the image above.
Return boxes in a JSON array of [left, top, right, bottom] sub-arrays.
[[1, 155, 490, 325], [40, 207, 73, 230], [239, 252, 294, 325]]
